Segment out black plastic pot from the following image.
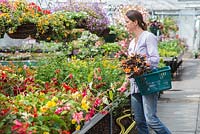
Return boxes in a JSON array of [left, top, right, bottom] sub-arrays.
[[104, 34, 117, 43]]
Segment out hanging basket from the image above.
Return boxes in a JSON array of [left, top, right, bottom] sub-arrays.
[[7, 23, 37, 39]]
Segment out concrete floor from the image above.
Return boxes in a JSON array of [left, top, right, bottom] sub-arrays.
[[157, 56, 200, 134]]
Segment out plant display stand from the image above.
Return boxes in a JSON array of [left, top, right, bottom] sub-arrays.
[[163, 50, 184, 77], [0, 60, 37, 66]]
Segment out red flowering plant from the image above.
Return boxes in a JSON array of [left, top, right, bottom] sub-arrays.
[[121, 53, 151, 78], [0, 63, 38, 97]]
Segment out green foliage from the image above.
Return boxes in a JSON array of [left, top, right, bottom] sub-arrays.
[[99, 42, 122, 57], [162, 17, 178, 35], [35, 55, 124, 94], [107, 24, 128, 41], [158, 39, 185, 57]]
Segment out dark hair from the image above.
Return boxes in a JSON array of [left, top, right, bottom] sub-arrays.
[[126, 10, 147, 30]]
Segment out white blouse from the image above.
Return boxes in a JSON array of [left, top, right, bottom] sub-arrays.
[[128, 31, 160, 94]]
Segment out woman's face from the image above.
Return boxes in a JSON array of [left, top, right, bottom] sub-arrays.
[[125, 16, 137, 33]]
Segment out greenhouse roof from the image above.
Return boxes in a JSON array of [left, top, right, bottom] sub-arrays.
[[130, 0, 200, 11], [98, 0, 200, 11], [28, 0, 200, 12]]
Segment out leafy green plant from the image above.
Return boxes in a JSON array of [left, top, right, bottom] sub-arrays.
[[162, 17, 178, 36], [107, 24, 128, 41], [99, 43, 122, 57], [158, 39, 185, 57]]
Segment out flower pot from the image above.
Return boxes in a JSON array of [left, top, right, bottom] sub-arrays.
[[104, 34, 117, 43], [7, 23, 37, 39], [0, 32, 5, 38]]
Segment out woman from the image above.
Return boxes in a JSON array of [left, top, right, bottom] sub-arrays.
[[121, 10, 171, 134]]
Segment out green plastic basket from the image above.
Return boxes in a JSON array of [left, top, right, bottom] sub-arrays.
[[135, 66, 172, 95]]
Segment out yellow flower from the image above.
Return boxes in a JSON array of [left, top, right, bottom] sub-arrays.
[[44, 20, 49, 25], [17, 67, 22, 72], [71, 92, 81, 99], [72, 119, 76, 124], [40, 106, 48, 113], [110, 65, 117, 69], [39, 92, 45, 96], [19, 17, 23, 23], [51, 96, 58, 102], [46, 101, 56, 108], [43, 132, 49, 134], [76, 125, 81, 130], [47, 37, 51, 41], [81, 97, 89, 111]]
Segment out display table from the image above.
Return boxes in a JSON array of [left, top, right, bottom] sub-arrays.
[[0, 60, 37, 66], [162, 50, 184, 77]]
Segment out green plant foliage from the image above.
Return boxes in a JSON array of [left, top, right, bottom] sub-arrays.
[[158, 39, 185, 57]]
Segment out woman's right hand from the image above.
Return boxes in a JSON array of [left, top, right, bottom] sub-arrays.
[[117, 76, 130, 93]]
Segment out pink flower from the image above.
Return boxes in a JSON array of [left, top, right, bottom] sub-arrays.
[[55, 107, 63, 115], [12, 120, 29, 134], [93, 98, 102, 107], [118, 87, 127, 93], [82, 89, 87, 97], [85, 108, 95, 121], [100, 110, 109, 115], [72, 112, 83, 124], [97, 67, 101, 72], [97, 76, 102, 81], [0, 0, 8, 4], [63, 103, 71, 111], [1, 71, 7, 80], [23, 65, 28, 70], [68, 74, 73, 79], [55, 104, 71, 115]]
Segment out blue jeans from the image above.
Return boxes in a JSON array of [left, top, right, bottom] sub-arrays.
[[131, 93, 171, 134]]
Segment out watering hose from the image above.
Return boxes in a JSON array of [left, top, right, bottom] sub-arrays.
[[116, 109, 136, 134]]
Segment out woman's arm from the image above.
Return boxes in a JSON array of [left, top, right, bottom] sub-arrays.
[[146, 33, 160, 68]]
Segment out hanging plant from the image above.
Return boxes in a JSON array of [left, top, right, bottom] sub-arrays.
[[0, 0, 51, 39]]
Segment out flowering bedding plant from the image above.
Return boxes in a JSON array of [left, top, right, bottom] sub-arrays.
[[121, 53, 151, 78], [0, 56, 125, 134]]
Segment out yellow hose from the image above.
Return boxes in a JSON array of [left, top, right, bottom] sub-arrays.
[[116, 109, 136, 134]]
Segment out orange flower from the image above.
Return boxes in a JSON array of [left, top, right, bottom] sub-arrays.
[[136, 58, 141, 63], [133, 66, 139, 73], [124, 68, 131, 73]]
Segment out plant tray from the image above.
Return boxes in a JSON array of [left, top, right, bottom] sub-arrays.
[[135, 66, 172, 95]]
